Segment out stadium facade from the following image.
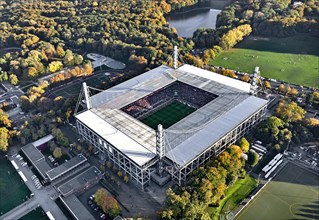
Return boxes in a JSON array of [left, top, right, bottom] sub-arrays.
[[75, 64, 268, 188]]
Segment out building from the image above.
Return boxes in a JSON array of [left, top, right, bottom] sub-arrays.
[[75, 64, 268, 188]]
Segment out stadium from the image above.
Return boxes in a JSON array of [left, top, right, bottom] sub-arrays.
[[75, 63, 268, 188]]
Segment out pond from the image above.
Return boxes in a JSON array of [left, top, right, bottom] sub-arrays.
[[166, 0, 231, 38]]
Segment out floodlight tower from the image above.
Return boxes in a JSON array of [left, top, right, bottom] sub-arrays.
[[250, 66, 259, 95], [83, 82, 91, 110], [173, 46, 178, 69], [156, 124, 164, 176]]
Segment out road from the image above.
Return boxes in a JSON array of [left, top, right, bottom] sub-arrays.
[[0, 153, 67, 220]]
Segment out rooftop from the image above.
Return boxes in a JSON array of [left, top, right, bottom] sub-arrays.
[[76, 64, 267, 167], [57, 166, 101, 196], [46, 154, 87, 181], [21, 143, 52, 180], [60, 194, 95, 220]]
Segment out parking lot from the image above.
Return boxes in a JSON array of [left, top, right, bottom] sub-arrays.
[[77, 184, 118, 219]]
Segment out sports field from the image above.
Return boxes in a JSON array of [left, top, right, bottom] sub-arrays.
[[236, 162, 319, 220], [211, 34, 319, 88], [141, 101, 195, 129], [0, 158, 30, 214], [19, 207, 48, 220], [209, 175, 257, 220], [52, 73, 110, 98]]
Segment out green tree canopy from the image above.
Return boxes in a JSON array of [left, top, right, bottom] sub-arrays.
[[0, 127, 9, 152], [53, 147, 62, 159], [248, 150, 259, 167], [276, 101, 306, 122]]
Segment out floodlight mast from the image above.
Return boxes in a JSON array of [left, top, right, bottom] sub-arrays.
[[83, 82, 91, 110], [250, 66, 259, 95], [156, 124, 164, 176], [173, 46, 178, 69]]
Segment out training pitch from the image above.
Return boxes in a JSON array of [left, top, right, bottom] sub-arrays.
[[211, 34, 319, 88], [236, 162, 319, 220], [0, 158, 30, 214], [141, 101, 195, 129]]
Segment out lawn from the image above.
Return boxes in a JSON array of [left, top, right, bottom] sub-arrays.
[[236, 162, 319, 220], [211, 34, 319, 88], [208, 175, 257, 220], [141, 100, 196, 129], [0, 158, 31, 215], [18, 207, 48, 220]]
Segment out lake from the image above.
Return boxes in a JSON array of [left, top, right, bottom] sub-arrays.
[[166, 0, 231, 38]]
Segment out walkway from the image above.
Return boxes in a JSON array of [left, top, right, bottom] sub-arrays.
[[0, 197, 38, 220]]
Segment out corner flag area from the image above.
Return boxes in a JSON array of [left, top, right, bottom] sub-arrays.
[[236, 162, 319, 220]]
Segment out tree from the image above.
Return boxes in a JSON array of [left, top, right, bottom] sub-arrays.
[[239, 137, 250, 153], [56, 46, 65, 58], [219, 24, 252, 50], [278, 84, 285, 93], [123, 175, 129, 183], [94, 188, 121, 218], [310, 91, 319, 104], [221, 69, 236, 78], [9, 74, 19, 85], [289, 88, 298, 96], [53, 147, 62, 158], [48, 61, 63, 73], [241, 74, 250, 82], [247, 150, 259, 166], [0, 127, 9, 152], [305, 118, 319, 127], [74, 54, 83, 65], [264, 81, 271, 89], [0, 109, 11, 128], [276, 101, 306, 122]]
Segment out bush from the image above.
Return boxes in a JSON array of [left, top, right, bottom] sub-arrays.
[[248, 150, 259, 167]]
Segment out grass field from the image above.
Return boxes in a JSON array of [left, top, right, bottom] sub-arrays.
[[211, 35, 319, 88], [0, 158, 30, 214], [52, 73, 110, 98], [236, 162, 319, 220], [208, 175, 257, 220], [19, 207, 48, 220], [141, 101, 195, 129]]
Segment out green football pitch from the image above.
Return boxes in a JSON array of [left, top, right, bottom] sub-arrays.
[[141, 101, 196, 129], [236, 162, 319, 220], [211, 34, 319, 88], [19, 207, 48, 220], [0, 158, 30, 214]]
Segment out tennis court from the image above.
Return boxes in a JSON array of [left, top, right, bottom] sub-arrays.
[[141, 100, 195, 129], [236, 162, 319, 220], [0, 158, 30, 214]]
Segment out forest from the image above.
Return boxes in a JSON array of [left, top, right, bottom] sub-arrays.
[[193, 0, 319, 48]]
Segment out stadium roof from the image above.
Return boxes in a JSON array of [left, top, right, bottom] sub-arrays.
[[165, 96, 268, 166], [76, 110, 157, 166], [76, 64, 267, 167]]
